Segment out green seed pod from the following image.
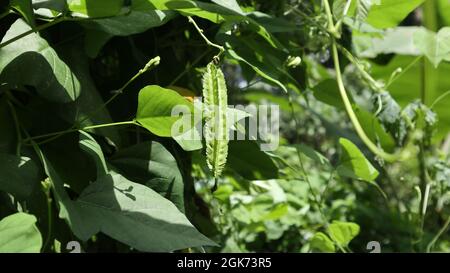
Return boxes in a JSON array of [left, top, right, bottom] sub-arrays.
[[202, 61, 229, 178]]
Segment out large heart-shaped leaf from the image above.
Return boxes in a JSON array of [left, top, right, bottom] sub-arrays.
[[79, 131, 108, 177], [227, 140, 279, 180], [365, 0, 425, 29], [414, 27, 450, 68], [0, 98, 16, 154], [37, 143, 214, 251], [328, 221, 360, 247], [0, 213, 42, 253], [310, 232, 335, 253], [67, 0, 125, 18], [0, 153, 41, 199], [11, 0, 35, 26], [136, 85, 194, 137], [76, 173, 216, 252], [337, 138, 379, 182], [109, 141, 185, 212], [152, 0, 281, 48], [0, 19, 80, 103], [36, 146, 98, 241]]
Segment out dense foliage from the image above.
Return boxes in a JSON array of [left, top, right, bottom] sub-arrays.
[[0, 0, 449, 253]]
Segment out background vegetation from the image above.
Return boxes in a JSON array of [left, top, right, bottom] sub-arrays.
[[0, 0, 449, 253]]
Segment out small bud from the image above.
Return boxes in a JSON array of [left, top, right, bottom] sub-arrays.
[[286, 55, 302, 68]]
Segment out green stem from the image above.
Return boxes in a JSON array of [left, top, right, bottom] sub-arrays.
[[0, 16, 66, 49], [422, 0, 438, 105], [169, 49, 210, 86], [23, 121, 137, 142], [430, 90, 450, 109], [334, 0, 353, 31], [26, 57, 159, 145], [287, 95, 347, 253], [417, 1, 436, 246], [386, 56, 423, 88], [76, 56, 160, 125], [426, 216, 450, 252], [323, 0, 339, 37], [322, 0, 408, 162], [331, 41, 404, 162], [0, 10, 11, 21], [6, 98, 22, 156], [41, 181, 52, 252], [338, 45, 384, 92], [187, 16, 224, 61]]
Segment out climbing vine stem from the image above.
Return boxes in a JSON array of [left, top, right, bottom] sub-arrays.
[[21, 56, 159, 145], [322, 0, 409, 163], [23, 121, 138, 143], [187, 16, 224, 62]]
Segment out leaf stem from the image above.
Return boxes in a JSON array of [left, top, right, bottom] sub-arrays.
[[322, 0, 408, 162], [187, 16, 224, 61], [287, 95, 347, 253], [24, 56, 160, 145], [426, 216, 450, 252], [0, 10, 11, 21], [6, 98, 22, 156], [169, 49, 210, 86], [386, 56, 422, 88], [322, 0, 339, 37], [78, 56, 160, 125], [41, 180, 53, 252], [430, 90, 450, 109], [331, 41, 404, 162], [0, 16, 66, 49], [23, 121, 137, 142]]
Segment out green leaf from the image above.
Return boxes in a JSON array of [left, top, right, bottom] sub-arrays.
[[153, 0, 281, 48], [211, 0, 243, 14], [354, 105, 396, 151], [136, 85, 194, 137], [295, 144, 331, 166], [313, 79, 350, 109], [0, 19, 80, 103], [86, 10, 174, 36], [54, 42, 120, 144], [356, 0, 374, 21], [247, 11, 297, 33], [413, 27, 450, 68], [328, 221, 360, 247], [35, 146, 99, 241], [79, 131, 108, 177], [438, 0, 450, 26], [219, 32, 294, 92], [37, 144, 215, 251], [365, 0, 425, 29], [76, 173, 216, 252], [333, 0, 372, 22], [67, 0, 125, 18], [0, 153, 40, 199], [83, 29, 113, 58], [227, 141, 279, 180], [32, 0, 67, 12], [82, 0, 175, 37], [310, 232, 335, 253], [11, 0, 35, 26], [337, 138, 379, 182], [0, 98, 17, 154], [353, 27, 421, 58], [153, 0, 236, 23], [0, 213, 42, 253], [371, 55, 450, 140], [109, 141, 185, 212], [203, 62, 229, 178]]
